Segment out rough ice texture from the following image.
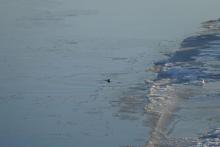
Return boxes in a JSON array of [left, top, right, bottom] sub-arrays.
[[145, 19, 220, 147]]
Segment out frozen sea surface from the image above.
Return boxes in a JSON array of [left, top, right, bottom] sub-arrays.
[[1, 0, 220, 147], [145, 19, 220, 147]]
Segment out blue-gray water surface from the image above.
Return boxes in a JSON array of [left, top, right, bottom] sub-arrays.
[[1, 0, 220, 147]]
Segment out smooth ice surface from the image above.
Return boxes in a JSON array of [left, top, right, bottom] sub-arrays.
[[1, 0, 220, 147]]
